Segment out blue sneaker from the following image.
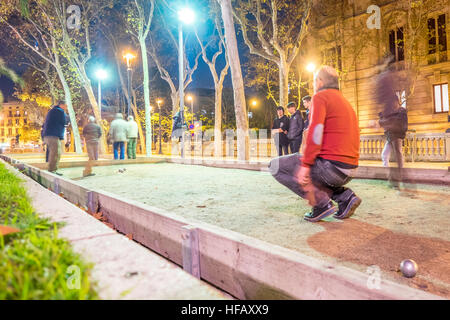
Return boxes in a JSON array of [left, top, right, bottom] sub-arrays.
[[304, 201, 337, 222], [333, 194, 361, 219]]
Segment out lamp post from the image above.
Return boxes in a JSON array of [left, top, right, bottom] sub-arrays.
[[248, 99, 257, 128], [186, 94, 194, 121], [95, 69, 108, 116], [157, 99, 163, 155], [123, 52, 136, 116], [178, 7, 195, 158]]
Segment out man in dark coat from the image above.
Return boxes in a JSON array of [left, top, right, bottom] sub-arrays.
[[82, 116, 102, 177], [302, 95, 312, 130], [287, 101, 304, 154], [42, 101, 68, 175], [271, 106, 290, 156]]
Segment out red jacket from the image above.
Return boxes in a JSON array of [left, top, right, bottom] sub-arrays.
[[302, 88, 360, 168]]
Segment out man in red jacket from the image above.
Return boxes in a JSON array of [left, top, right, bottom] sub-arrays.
[[269, 66, 362, 222]]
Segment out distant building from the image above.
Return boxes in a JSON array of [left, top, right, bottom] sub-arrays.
[[0, 101, 29, 145]]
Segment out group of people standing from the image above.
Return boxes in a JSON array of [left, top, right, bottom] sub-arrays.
[[41, 104, 139, 176], [271, 96, 312, 156]]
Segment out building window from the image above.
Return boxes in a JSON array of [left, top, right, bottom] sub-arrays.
[[1, 129, 4, 136], [396, 90, 407, 108], [15, 119, 19, 125], [433, 83, 449, 113], [8, 128, 12, 136], [323, 46, 342, 71], [428, 14, 447, 63], [389, 27, 404, 62], [15, 110, 20, 116], [8, 119, 12, 126], [8, 111, 12, 117], [15, 128, 19, 134], [24, 118, 27, 125]]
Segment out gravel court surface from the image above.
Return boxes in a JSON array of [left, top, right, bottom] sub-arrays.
[[60, 162, 450, 298]]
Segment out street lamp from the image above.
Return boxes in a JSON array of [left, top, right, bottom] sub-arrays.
[[95, 69, 108, 115], [178, 7, 195, 158], [123, 52, 136, 116], [157, 99, 163, 155]]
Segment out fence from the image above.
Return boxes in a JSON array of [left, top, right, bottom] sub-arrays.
[[360, 132, 450, 162]]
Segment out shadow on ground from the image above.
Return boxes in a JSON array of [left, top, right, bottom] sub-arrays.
[[307, 218, 450, 298]]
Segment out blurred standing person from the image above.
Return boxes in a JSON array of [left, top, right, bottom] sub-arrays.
[[41, 124, 49, 163], [375, 55, 408, 188], [82, 116, 102, 177], [302, 95, 312, 130], [108, 113, 128, 160], [287, 101, 304, 154], [126, 115, 139, 159], [42, 101, 68, 175], [271, 106, 290, 156]]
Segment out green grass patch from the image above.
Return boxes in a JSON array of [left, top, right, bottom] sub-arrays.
[[0, 162, 97, 300]]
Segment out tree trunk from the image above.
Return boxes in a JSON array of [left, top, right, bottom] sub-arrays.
[[279, 57, 290, 108], [54, 67, 82, 154], [140, 38, 152, 157], [218, 0, 249, 161], [170, 91, 179, 116], [214, 86, 223, 157]]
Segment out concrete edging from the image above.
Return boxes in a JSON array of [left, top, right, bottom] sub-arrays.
[[0, 156, 227, 300]]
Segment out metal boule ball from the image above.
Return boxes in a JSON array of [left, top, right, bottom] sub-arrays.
[[400, 259, 418, 278]]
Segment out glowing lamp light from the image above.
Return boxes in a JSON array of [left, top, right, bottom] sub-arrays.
[[178, 7, 195, 25], [306, 63, 316, 73], [95, 69, 108, 81], [123, 52, 136, 68], [186, 95, 193, 102]]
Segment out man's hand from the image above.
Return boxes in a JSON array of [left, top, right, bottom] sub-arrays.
[[296, 166, 311, 186]]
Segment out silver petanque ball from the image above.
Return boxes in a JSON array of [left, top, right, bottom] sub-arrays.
[[400, 259, 418, 278]]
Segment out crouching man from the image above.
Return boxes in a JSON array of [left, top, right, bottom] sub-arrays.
[[269, 66, 361, 222]]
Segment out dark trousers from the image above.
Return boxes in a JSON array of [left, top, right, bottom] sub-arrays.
[[278, 144, 289, 156], [113, 141, 125, 160], [269, 154, 356, 208], [289, 138, 302, 154]]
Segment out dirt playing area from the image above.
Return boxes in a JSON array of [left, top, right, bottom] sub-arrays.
[[60, 163, 450, 298]]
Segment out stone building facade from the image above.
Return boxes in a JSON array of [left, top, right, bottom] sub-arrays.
[[304, 0, 449, 135]]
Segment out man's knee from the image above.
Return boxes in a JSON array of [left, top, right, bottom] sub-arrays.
[[269, 157, 281, 176]]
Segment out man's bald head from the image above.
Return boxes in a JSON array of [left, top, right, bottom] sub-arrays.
[[314, 66, 339, 93]]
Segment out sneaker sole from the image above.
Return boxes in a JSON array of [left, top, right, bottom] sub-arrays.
[[334, 197, 362, 220], [304, 206, 337, 223]]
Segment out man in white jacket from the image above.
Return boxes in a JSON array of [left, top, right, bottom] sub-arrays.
[[126, 115, 139, 159], [108, 113, 128, 160]]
